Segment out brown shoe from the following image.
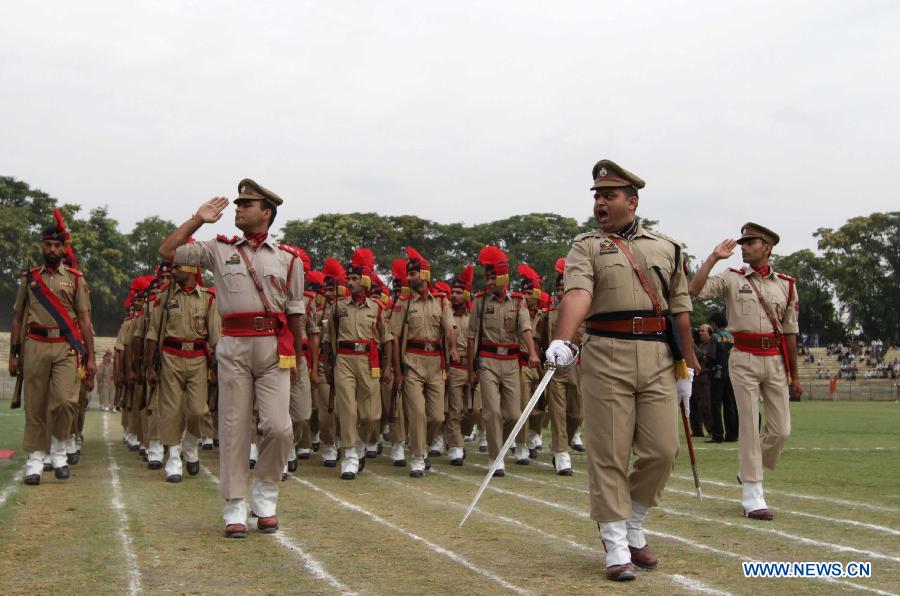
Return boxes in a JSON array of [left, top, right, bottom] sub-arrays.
[[745, 508, 774, 521], [605, 562, 637, 581], [224, 523, 247, 538], [256, 515, 279, 533], [629, 545, 658, 570]]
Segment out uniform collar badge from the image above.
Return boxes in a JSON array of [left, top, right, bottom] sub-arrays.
[[226, 253, 241, 265]]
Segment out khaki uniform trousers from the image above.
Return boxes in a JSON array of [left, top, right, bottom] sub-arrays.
[[477, 357, 521, 460], [71, 381, 89, 437], [22, 339, 80, 452], [546, 364, 583, 452], [334, 353, 382, 449], [403, 354, 445, 457], [99, 380, 114, 410], [380, 378, 405, 444], [289, 356, 313, 449], [460, 383, 482, 439], [445, 366, 475, 449], [158, 352, 209, 446], [517, 365, 544, 443], [580, 336, 678, 522], [728, 350, 791, 482], [314, 363, 337, 446], [216, 335, 292, 500]]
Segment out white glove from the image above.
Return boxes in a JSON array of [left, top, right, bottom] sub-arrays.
[[677, 368, 695, 418], [545, 340, 575, 367]]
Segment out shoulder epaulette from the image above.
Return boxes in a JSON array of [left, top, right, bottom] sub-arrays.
[[474, 290, 486, 298], [27, 267, 41, 275], [645, 229, 681, 247], [278, 243, 298, 255], [304, 290, 316, 300], [573, 230, 604, 242], [216, 234, 239, 244], [64, 266, 84, 276], [399, 294, 412, 301], [511, 292, 524, 299], [776, 272, 795, 282], [728, 267, 746, 275], [430, 290, 447, 298]]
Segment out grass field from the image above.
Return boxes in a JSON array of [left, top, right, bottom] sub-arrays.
[[0, 401, 897, 595]]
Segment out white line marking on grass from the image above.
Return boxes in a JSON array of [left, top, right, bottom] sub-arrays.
[[434, 469, 895, 596], [469, 463, 900, 565], [102, 415, 142, 596], [0, 471, 23, 507], [371, 472, 733, 596], [672, 474, 900, 514], [200, 467, 356, 596], [292, 476, 531, 595], [691, 447, 900, 452]]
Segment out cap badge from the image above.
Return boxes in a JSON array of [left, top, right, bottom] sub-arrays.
[[597, 168, 608, 176]]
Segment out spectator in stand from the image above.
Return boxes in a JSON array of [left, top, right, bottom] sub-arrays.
[[690, 326, 713, 438], [829, 374, 838, 400]]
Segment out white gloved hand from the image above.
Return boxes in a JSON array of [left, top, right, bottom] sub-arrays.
[[545, 340, 575, 367], [677, 368, 695, 418]]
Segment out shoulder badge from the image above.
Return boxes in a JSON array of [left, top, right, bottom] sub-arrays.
[[64, 266, 84, 277], [216, 234, 239, 244], [776, 272, 795, 282], [728, 267, 747, 275], [474, 290, 485, 298], [573, 230, 604, 242]]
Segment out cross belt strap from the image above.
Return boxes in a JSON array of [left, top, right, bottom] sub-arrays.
[[743, 276, 792, 383], [609, 237, 662, 316]]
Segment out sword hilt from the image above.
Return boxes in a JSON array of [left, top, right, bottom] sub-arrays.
[[547, 341, 580, 372]]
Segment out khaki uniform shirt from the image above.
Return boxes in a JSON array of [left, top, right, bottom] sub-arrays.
[[174, 237, 305, 317], [115, 318, 132, 351], [390, 291, 453, 348], [698, 268, 799, 335], [564, 223, 692, 316], [14, 265, 91, 326], [323, 296, 393, 348], [467, 291, 532, 346], [145, 284, 222, 348], [520, 308, 545, 354]]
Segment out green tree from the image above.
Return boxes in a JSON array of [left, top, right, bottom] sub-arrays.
[[129, 216, 176, 273], [815, 212, 900, 343], [770, 249, 845, 343]]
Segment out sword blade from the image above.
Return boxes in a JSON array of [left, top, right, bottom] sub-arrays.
[[459, 365, 556, 527], [679, 402, 702, 499]]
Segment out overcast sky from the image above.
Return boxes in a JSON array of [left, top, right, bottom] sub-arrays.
[[2, 1, 898, 271]]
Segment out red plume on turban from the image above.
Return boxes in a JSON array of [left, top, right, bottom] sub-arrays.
[[433, 281, 451, 295], [539, 291, 552, 310], [555, 257, 566, 275], [42, 208, 71, 242], [391, 258, 408, 285], [64, 245, 78, 270], [349, 248, 375, 289], [306, 270, 325, 289], [323, 258, 346, 285], [405, 246, 431, 282], [451, 264, 474, 293], [479, 245, 509, 286], [517, 263, 542, 299]]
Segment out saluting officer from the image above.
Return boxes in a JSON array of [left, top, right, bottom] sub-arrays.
[[160, 180, 305, 538], [689, 224, 802, 521]]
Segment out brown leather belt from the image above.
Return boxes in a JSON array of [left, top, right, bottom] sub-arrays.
[[163, 338, 207, 352], [221, 314, 282, 332], [585, 316, 667, 335], [479, 344, 519, 357], [27, 324, 62, 339], [733, 333, 780, 353]]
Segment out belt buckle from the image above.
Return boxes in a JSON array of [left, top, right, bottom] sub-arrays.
[[632, 317, 644, 334], [254, 316, 265, 331], [355, 343, 367, 352], [181, 342, 195, 352], [761, 337, 770, 350], [47, 329, 61, 339], [496, 346, 508, 356], [425, 344, 437, 352]]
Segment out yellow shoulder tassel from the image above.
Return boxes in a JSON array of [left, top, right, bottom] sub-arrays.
[[279, 355, 297, 369], [674, 359, 690, 380], [370, 367, 381, 379]]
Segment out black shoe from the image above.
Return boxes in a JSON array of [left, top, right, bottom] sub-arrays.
[[340, 471, 356, 480], [410, 469, 424, 478], [54, 466, 70, 480], [478, 445, 487, 453], [706, 437, 724, 443], [515, 457, 530, 466], [24, 474, 41, 486], [736, 474, 742, 485], [287, 459, 298, 473], [141, 452, 148, 462], [424, 458, 432, 471], [43, 462, 53, 472], [377, 443, 383, 455], [528, 448, 539, 459], [724, 437, 738, 443], [428, 449, 441, 457], [323, 459, 337, 468], [186, 461, 200, 476], [128, 444, 140, 452], [148, 461, 163, 470], [312, 442, 320, 452], [67, 452, 80, 465], [393, 459, 406, 467], [450, 457, 464, 466], [213, 438, 220, 447], [281, 472, 288, 481], [166, 474, 182, 483], [249, 459, 256, 470], [571, 443, 586, 453], [492, 468, 505, 477], [358, 457, 366, 473], [365, 450, 377, 459], [202, 443, 213, 451], [298, 451, 311, 460]]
